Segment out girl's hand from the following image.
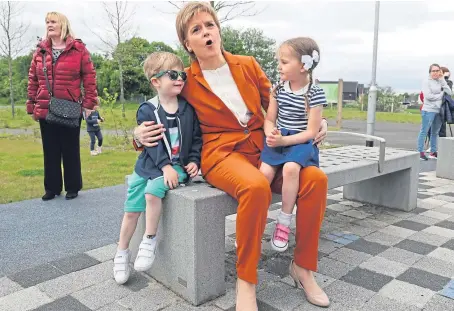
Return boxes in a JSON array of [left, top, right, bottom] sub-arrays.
[[265, 127, 279, 137], [266, 132, 285, 147], [314, 119, 328, 146]]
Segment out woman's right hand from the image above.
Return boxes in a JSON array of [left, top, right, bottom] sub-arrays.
[[134, 121, 166, 147]]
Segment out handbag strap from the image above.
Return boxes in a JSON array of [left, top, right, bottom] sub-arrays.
[[42, 51, 53, 97]]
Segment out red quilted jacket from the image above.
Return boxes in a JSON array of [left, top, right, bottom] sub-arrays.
[[26, 36, 98, 119]]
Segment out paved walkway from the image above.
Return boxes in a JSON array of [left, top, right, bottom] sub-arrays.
[[1, 171, 454, 310]]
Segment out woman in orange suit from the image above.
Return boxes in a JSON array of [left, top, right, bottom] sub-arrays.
[[133, 2, 329, 310]]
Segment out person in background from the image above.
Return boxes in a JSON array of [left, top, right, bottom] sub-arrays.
[[26, 12, 97, 200], [85, 105, 104, 156], [439, 67, 453, 137], [417, 64, 452, 160]]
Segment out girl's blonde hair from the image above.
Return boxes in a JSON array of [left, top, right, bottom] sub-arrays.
[[175, 1, 222, 60], [45, 12, 75, 40], [279, 37, 320, 111]]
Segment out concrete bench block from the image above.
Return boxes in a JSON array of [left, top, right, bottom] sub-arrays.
[[321, 146, 420, 211], [343, 166, 419, 211], [128, 179, 281, 306], [436, 137, 454, 180]]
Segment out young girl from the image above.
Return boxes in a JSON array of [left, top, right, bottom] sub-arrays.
[[260, 37, 326, 252]]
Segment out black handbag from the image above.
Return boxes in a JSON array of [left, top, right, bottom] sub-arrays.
[[42, 51, 81, 128]]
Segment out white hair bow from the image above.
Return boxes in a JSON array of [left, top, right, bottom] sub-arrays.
[[301, 50, 320, 71]]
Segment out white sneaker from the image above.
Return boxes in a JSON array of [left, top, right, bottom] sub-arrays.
[[134, 238, 157, 271], [90, 150, 98, 156], [113, 249, 131, 285], [97, 146, 102, 154]]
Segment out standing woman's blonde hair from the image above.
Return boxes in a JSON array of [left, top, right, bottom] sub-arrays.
[[45, 12, 75, 40]]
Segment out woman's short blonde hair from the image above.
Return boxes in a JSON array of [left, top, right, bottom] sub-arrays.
[[175, 1, 221, 60], [45, 12, 75, 40], [143, 52, 184, 81]]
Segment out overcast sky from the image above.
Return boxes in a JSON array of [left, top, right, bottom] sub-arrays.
[[20, 0, 454, 94]]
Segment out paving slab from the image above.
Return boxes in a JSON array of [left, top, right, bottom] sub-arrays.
[[0, 286, 52, 311], [0, 277, 22, 298], [379, 279, 435, 308], [71, 279, 133, 310]]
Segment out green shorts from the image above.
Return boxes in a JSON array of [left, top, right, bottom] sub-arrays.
[[124, 165, 187, 213]]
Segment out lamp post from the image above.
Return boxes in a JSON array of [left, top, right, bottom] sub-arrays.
[[366, 1, 380, 147]]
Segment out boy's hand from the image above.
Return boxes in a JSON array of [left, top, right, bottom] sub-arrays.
[[162, 165, 179, 189], [185, 162, 199, 178]]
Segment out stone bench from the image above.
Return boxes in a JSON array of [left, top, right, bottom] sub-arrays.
[[127, 133, 420, 306], [436, 137, 454, 180]]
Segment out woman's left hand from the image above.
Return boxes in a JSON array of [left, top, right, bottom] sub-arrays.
[[314, 119, 328, 146]]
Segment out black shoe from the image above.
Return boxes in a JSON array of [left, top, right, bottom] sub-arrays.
[[42, 191, 59, 201], [65, 192, 78, 200]]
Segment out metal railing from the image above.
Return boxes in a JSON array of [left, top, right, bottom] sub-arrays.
[[326, 131, 386, 173]]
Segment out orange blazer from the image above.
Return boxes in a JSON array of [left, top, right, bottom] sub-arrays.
[[181, 51, 271, 176]]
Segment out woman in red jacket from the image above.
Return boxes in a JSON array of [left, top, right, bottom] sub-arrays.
[[26, 12, 98, 201]]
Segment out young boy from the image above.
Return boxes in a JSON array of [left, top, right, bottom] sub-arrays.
[[113, 52, 202, 285], [85, 104, 104, 156]]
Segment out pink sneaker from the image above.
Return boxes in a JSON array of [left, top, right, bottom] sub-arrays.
[[271, 223, 290, 252]]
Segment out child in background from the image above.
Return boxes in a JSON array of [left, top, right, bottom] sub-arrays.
[[85, 104, 104, 155]]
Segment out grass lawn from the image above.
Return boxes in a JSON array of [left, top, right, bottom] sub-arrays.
[[1, 105, 423, 131], [323, 107, 421, 123], [0, 134, 138, 204], [0, 104, 139, 130]]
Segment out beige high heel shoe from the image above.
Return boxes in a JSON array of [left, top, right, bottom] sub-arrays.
[[289, 260, 330, 308], [236, 280, 258, 311]]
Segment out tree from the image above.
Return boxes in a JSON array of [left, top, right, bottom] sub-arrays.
[[222, 26, 278, 84], [175, 45, 191, 68], [164, 1, 264, 23], [117, 38, 176, 98], [0, 1, 29, 117], [89, 1, 136, 116]]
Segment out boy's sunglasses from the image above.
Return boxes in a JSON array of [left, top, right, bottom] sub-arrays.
[[152, 70, 187, 81]]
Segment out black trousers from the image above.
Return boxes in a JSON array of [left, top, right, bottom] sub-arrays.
[[39, 119, 83, 194], [88, 130, 103, 151]]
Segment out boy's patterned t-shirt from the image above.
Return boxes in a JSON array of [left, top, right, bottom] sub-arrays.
[[165, 111, 180, 163]]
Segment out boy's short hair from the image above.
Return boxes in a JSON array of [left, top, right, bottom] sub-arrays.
[[143, 52, 184, 81]]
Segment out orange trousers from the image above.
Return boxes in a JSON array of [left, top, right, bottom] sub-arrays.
[[204, 137, 328, 284]]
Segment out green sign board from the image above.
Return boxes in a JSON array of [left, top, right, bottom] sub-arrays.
[[318, 83, 338, 103]]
